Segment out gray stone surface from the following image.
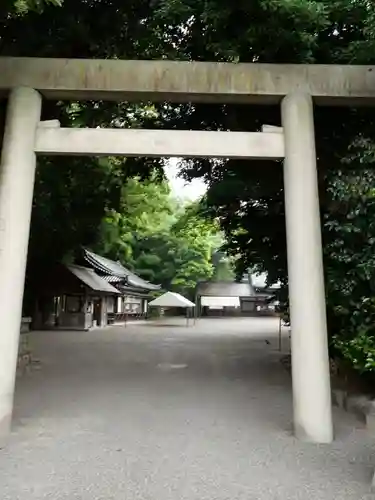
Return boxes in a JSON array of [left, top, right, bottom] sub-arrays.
[[16, 332, 32, 377], [1, 58, 375, 105], [332, 389, 375, 435], [1, 317, 375, 499], [366, 413, 375, 435]]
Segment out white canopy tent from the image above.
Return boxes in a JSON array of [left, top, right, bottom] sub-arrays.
[[149, 291, 195, 308], [149, 292, 195, 326]]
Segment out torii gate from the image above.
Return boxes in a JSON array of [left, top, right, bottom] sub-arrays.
[[0, 58, 374, 445]]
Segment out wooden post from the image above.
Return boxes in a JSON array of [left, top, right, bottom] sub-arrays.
[[194, 293, 199, 320]]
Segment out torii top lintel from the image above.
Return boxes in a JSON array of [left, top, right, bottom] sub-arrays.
[[0, 57, 375, 105]]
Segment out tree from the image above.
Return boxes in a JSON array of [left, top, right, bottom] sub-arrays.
[[95, 174, 176, 264], [211, 252, 235, 282], [0, 0, 62, 23], [169, 202, 220, 296], [323, 142, 375, 375], [14, 0, 62, 12], [95, 178, 222, 298]]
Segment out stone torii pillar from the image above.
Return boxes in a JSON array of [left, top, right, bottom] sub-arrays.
[[281, 91, 333, 443], [0, 87, 41, 441]]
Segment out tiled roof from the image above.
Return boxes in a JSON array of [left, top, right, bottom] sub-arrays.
[[67, 265, 120, 294], [83, 249, 160, 291], [101, 275, 123, 283]]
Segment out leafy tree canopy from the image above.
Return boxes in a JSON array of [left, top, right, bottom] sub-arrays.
[[2, 0, 375, 373], [94, 176, 226, 298]]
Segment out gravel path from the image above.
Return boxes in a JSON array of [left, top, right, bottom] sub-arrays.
[[1, 317, 374, 499]]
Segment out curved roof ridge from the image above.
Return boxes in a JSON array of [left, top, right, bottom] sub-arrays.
[[83, 249, 160, 290]]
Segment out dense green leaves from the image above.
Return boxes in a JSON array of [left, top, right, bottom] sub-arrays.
[[14, 0, 63, 12], [0, 0, 62, 22], [94, 177, 224, 297], [323, 144, 375, 372]]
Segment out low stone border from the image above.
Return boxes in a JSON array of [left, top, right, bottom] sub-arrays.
[[333, 391, 375, 491], [281, 355, 375, 432], [281, 354, 375, 488], [17, 332, 32, 377], [17, 317, 33, 377], [332, 388, 375, 432]]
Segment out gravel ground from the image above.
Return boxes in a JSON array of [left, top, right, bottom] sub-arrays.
[[1, 317, 374, 500]]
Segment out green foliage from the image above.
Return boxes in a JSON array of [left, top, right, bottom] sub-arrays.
[[95, 175, 176, 263], [212, 252, 235, 281], [334, 330, 375, 374], [343, 1, 375, 62], [169, 202, 219, 295], [14, 0, 62, 13], [323, 143, 375, 373], [0, 0, 62, 20], [95, 177, 223, 298]]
